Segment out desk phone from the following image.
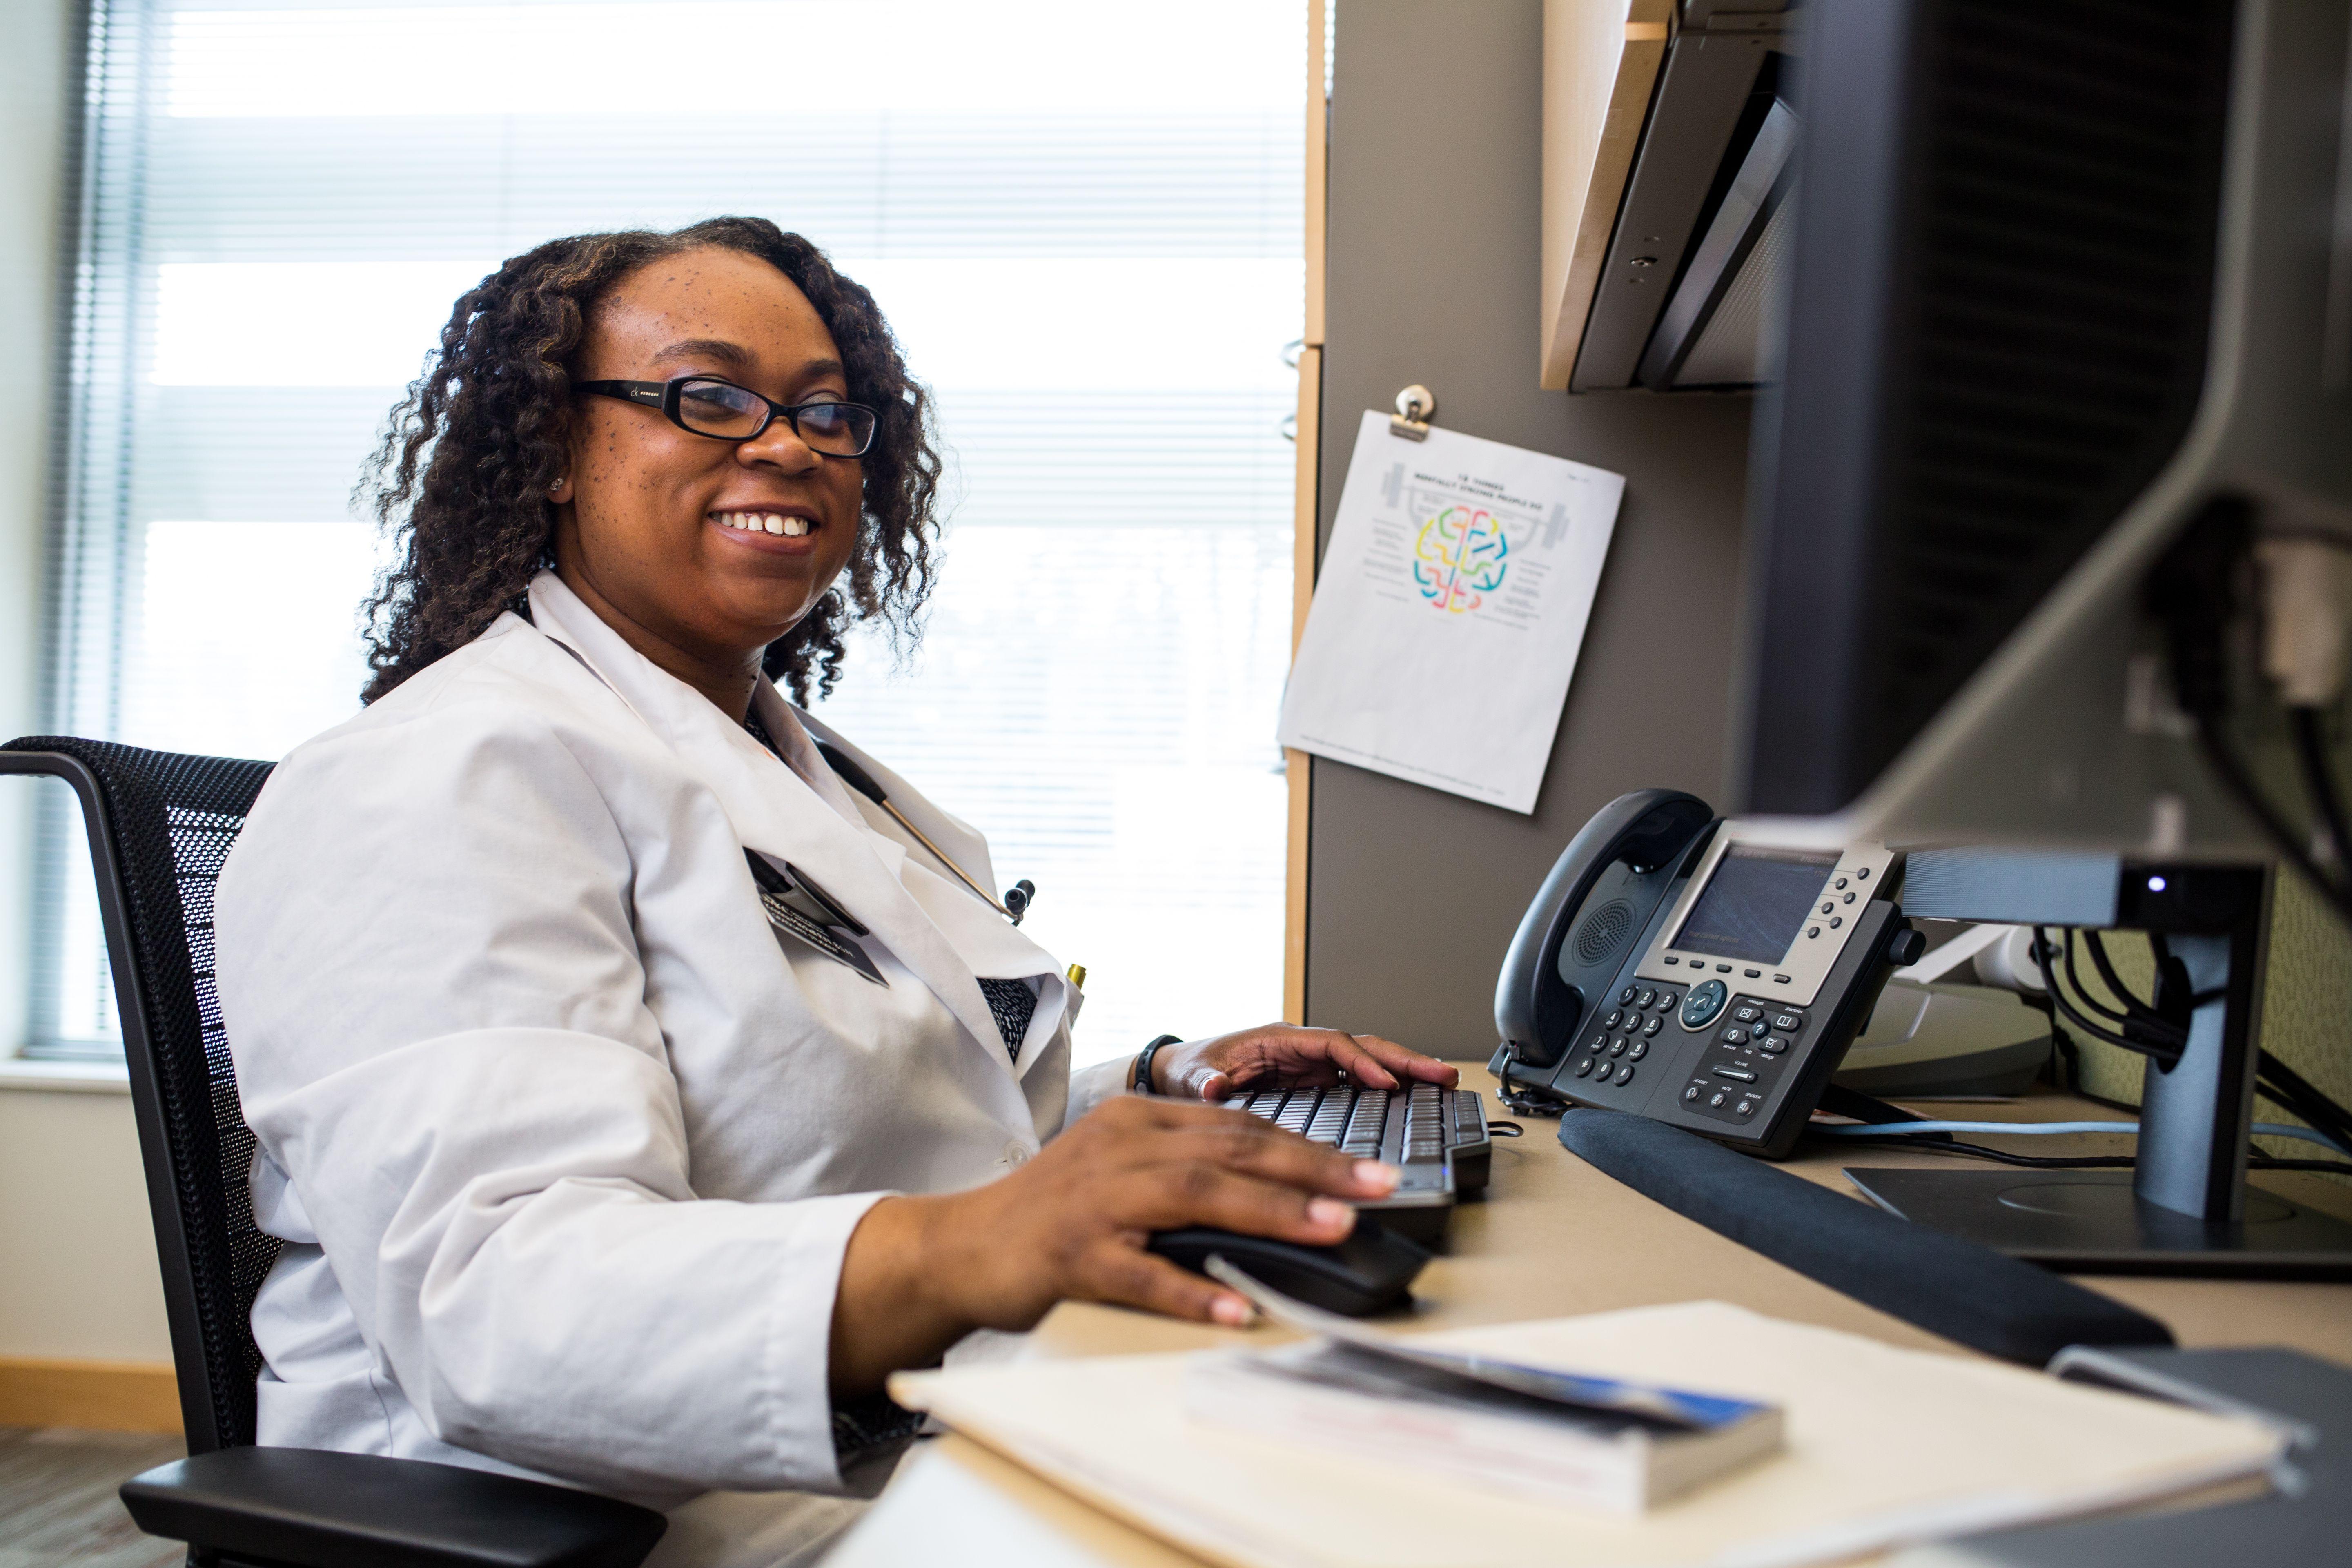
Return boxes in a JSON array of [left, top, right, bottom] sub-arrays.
[[1490, 790, 1923, 1158]]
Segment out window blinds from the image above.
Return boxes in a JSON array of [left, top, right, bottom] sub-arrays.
[[34, 0, 1305, 1061]]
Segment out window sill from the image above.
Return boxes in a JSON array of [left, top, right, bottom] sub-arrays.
[[0, 1057, 131, 1094]]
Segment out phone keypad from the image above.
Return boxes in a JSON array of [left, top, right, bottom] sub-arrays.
[[1681, 995, 1807, 1128], [1568, 984, 1683, 1106]]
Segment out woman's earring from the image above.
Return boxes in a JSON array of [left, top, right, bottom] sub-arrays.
[[547, 476, 568, 498]]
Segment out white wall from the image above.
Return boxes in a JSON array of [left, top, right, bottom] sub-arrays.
[[0, 0, 174, 1366]]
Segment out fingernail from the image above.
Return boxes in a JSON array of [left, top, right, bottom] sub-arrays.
[[1308, 1196, 1355, 1229], [1211, 1294, 1258, 1327], [1354, 1160, 1399, 1194]]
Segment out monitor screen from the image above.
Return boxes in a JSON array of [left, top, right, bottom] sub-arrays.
[[1672, 846, 1839, 964]]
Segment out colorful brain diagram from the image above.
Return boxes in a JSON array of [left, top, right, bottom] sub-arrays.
[[1412, 505, 1511, 614]]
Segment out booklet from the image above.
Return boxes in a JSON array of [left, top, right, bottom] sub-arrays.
[[1193, 1258, 1782, 1512]]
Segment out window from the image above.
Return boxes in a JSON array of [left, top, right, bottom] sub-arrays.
[[31, 0, 1304, 1064]]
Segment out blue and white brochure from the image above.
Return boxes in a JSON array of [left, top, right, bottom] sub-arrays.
[[1197, 1256, 1784, 1510]]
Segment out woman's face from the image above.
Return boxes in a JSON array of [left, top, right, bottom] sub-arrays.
[[555, 247, 865, 672]]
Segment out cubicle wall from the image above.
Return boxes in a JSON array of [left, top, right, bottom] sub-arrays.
[[1304, 0, 1756, 1053]]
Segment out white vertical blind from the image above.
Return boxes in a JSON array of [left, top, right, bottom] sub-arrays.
[[34, 0, 1303, 1062]]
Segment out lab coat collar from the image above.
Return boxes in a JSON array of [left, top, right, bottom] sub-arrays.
[[522, 572, 1062, 1078]]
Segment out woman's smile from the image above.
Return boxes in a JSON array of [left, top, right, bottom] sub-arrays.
[[709, 505, 823, 547]]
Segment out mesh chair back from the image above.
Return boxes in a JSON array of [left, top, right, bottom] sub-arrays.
[[1, 737, 278, 1453]]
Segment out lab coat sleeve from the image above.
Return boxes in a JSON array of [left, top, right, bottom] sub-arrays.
[[1062, 1056, 1135, 1128], [218, 697, 879, 1501]]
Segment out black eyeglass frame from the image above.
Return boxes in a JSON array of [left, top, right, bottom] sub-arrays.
[[576, 376, 879, 458]]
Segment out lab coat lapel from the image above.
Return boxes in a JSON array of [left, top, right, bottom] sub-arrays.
[[792, 706, 1073, 1082], [523, 576, 1016, 1068]]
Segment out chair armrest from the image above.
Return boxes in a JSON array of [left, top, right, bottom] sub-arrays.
[[119, 1447, 666, 1568]]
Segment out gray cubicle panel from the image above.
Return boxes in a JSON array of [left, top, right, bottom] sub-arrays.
[[1308, 0, 1756, 1053]]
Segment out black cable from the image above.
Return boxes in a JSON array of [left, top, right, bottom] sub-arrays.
[[2080, 930, 2188, 1049], [2254, 1050, 2352, 1152], [2289, 705, 2352, 880], [2252, 1084, 2352, 1157], [2255, 1159, 2352, 1176], [2256, 1055, 2352, 1140], [2061, 929, 2133, 1024], [2033, 928, 2182, 1066], [2144, 497, 2352, 928], [2255, 1072, 2352, 1149], [2194, 719, 2352, 928]]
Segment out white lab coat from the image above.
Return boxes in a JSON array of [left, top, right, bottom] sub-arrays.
[[214, 571, 1131, 1566]]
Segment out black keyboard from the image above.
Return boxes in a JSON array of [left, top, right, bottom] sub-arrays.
[[1225, 1082, 1490, 1242]]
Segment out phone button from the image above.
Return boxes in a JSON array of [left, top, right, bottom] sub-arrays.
[[1627, 1040, 1648, 1061], [1680, 978, 1728, 1029], [1618, 986, 1638, 1005], [1575, 1056, 1596, 1078], [1642, 1015, 1663, 1037], [1732, 1003, 1762, 1023], [1711, 1064, 1758, 1082]]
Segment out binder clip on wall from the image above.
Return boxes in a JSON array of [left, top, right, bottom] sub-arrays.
[[1390, 384, 1437, 441]]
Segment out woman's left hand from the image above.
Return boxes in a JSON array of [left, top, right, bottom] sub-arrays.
[[1147, 1024, 1459, 1101]]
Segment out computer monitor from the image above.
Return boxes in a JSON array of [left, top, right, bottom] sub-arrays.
[[1733, 0, 2350, 861], [1725, 0, 2352, 1274]]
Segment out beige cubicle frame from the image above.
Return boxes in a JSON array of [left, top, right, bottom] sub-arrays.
[[1283, 0, 1327, 1025]]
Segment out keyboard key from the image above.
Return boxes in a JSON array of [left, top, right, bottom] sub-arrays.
[[1276, 1090, 1321, 1132], [1307, 1090, 1352, 1143]]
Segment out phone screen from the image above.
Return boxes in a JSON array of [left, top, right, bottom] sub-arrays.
[[1672, 846, 1840, 964]]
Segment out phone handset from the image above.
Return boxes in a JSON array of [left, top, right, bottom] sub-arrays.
[[1493, 790, 1716, 1073]]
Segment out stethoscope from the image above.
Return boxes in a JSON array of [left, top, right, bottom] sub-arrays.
[[817, 742, 1036, 925]]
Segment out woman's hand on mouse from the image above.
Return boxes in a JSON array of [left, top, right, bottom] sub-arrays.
[[1146, 1023, 1460, 1101], [827, 1096, 1396, 1394]]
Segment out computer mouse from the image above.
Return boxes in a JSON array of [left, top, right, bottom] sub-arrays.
[[1147, 1216, 1431, 1316]]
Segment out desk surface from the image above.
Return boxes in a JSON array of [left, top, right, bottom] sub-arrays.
[[831, 1077, 2352, 1568]]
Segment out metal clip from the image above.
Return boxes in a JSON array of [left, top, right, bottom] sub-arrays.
[[1390, 384, 1437, 441]]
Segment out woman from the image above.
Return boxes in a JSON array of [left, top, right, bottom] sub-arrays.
[[214, 217, 1457, 1566]]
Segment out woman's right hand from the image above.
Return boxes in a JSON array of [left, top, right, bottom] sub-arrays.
[[828, 1097, 1397, 1394]]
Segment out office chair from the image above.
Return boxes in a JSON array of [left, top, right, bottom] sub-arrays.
[[0, 737, 666, 1568]]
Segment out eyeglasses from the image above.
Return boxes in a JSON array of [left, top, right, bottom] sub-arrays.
[[577, 376, 878, 458]]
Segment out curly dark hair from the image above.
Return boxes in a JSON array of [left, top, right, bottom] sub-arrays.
[[356, 216, 941, 705]]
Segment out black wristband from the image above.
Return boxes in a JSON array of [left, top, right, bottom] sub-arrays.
[[1135, 1034, 1184, 1094]]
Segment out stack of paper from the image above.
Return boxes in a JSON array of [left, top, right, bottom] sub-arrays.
[[890, 1301, 2282, 1568]]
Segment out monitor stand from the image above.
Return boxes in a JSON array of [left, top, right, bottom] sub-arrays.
[[1844, 854, 2352, 1280]]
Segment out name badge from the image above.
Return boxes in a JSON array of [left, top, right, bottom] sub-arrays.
[[746, 850, 886, 986]]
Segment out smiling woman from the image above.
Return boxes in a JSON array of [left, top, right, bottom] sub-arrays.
[[199, 214, 1456, 1565], [360, 219, 940, 713]]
